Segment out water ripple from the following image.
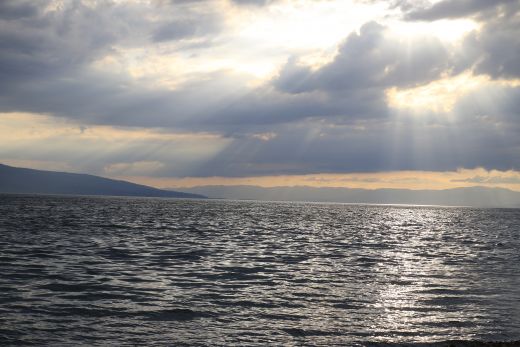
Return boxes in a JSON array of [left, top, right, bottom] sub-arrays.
[[1, 195, 520, 346]]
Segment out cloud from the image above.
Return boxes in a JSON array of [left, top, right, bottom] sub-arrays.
[[0, 3, 117, 86], [229, 0, 273, 6], [1, 0, 520, 179], [150, 2, 224, 42], [452, 175, 520, 184], [402, 0, 520, 80], [0, 0, 42, 20], [0, 0, 232, 130], [0, 4, 450, 136], [467, 8, 520, 79], [405, 0, 517, 21], [0, 1, 225, 83], [273, 22, 450, 93], [152, 18, 219, 42], [182, 77, 520, 177], [266, 21, 450, 126], [358, 0, 430, 13]]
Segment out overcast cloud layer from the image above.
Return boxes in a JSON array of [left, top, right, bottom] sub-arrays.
[[1, 0, 519, 179]]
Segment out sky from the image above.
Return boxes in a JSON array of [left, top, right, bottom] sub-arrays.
[[1, 0, 520, 191]]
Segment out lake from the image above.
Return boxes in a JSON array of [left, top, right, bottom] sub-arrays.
[[1, 195, 519, 346]]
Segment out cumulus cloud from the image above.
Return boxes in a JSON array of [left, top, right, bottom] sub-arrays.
[[402, 0, 520, 79], [274, 22, 450, 93]]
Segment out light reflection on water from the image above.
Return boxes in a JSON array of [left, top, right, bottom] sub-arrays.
[[0, 195, 519, 346]]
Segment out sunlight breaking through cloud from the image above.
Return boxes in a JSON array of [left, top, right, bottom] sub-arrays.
[[1, 0, 520, 187]]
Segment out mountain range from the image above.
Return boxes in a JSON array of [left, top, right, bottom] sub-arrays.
[[2, 163, 520, 207], [0, 163, 204, 199]]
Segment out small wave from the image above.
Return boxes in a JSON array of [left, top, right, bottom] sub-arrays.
[[282, 327, 343, 337], [143, 308, 216, 321], [333, 302, 364, 310]]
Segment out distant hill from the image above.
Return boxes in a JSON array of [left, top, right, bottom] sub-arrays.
[[178, 185, 520, 208], [0, 163, 205, 199]]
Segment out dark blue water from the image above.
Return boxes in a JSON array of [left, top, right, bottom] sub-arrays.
[[1, 194, 520, 346]]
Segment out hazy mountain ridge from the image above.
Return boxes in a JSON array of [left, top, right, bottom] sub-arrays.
[[0, 164, 205, 199], [178, 185, 520, 208]]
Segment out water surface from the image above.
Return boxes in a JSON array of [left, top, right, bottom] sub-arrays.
[[1, 195, 519, 346]]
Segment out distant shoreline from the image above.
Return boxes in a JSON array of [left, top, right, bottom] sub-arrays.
[[3, 192, 520, 210]]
